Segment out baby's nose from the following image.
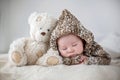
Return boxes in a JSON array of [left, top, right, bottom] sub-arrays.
[[67, 48, 74, 53], [41, 32, 46, 36]]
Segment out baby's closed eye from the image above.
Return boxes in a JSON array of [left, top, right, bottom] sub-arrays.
[[62, 47, 67, 50], [59, 46, 67, 51], [72, 43, 77, 47]]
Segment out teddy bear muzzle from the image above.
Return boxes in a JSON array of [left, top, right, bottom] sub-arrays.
[[41, 32, 46, 36]]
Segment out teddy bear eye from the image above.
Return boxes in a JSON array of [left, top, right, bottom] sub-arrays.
[[47, 29, 50, 31], [40, 28, 42, 30]]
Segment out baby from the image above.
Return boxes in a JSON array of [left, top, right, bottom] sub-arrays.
[[50, 9, 111, 65], [57, 33, 88, 65]]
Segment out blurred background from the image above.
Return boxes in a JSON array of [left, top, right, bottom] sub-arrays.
[[0, 0, 120, 53]]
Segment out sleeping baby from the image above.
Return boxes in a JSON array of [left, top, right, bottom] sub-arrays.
[[50, 9, 111, 65]]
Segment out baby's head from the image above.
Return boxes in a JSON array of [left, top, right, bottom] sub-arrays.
[[57, 33, 85, 58], [50, 9, 94, 58]]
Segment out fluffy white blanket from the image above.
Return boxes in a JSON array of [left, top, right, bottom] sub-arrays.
[[0, 59, 120, 80]]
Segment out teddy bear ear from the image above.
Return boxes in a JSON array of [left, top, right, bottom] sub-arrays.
[[28, 12, 37, 24]]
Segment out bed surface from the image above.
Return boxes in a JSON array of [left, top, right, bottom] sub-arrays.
[[0, 54, 120, 80]]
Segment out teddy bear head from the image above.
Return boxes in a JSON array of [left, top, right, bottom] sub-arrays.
[[28, 12, 57, 42]]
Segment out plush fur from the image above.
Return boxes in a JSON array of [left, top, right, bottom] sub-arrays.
[[8, 12, 58, 66]]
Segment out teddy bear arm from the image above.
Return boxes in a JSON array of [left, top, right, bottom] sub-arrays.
[[45, 49, 63, 66], [36, 48, 63, 66]]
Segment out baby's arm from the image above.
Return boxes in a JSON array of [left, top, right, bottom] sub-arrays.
[[86, 52, 111, 65], [85, 42, 111, 65]]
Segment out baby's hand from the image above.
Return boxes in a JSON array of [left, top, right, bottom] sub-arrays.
[[80, 55, 88, 64], [81, 55, 88, 64]]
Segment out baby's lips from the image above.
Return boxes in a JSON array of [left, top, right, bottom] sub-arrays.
[[70, 54, 77, 57], [69, 53, 82, 58]]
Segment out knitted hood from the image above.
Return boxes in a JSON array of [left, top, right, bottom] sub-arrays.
[[50, 9, 111, 65], [50, 9, 94, 51]]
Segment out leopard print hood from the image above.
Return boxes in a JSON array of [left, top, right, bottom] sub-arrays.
[[50, 9, 111, 65], [50, 9, 94, 54]]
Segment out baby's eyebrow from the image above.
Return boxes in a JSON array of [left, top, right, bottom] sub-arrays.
[[72, 42, 77, 43], [72, 41, 78, 44], [60, 46, 66, 48], [58, 44, 66, 48]]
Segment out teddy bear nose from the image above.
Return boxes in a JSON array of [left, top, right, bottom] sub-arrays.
[[41, 32, 46, 36]]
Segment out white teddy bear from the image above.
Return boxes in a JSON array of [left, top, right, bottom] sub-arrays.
[[8, 12, 62, 66]]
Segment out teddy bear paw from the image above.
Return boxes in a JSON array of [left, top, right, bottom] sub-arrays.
[[12, 51, 22, 64], [47, 56, 59, 65], [36, 50, 43, 58], [10, 51, 27, 66]]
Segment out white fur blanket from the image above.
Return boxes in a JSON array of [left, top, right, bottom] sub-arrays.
[[0, 54, 120, 80]]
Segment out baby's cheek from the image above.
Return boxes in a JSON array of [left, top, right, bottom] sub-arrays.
[[79, 46, 84, 51], [67, 53, 73, 57], [76, 49, 83, 54], [60, 51, 66, 56]]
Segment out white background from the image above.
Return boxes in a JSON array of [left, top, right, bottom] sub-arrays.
[[0, 0, 120, 53]]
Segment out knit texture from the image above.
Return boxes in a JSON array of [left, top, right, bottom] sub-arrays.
[[50, 9, 111, 65]]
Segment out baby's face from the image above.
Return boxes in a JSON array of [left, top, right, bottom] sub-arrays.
[[58, 34, 84, 57]]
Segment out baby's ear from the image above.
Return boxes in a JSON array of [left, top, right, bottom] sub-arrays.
[[28, 12, 37, 24]]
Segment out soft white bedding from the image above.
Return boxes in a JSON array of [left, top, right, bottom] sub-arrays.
[[0, 54, 120, 80], [0, 33, 120, 80]]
